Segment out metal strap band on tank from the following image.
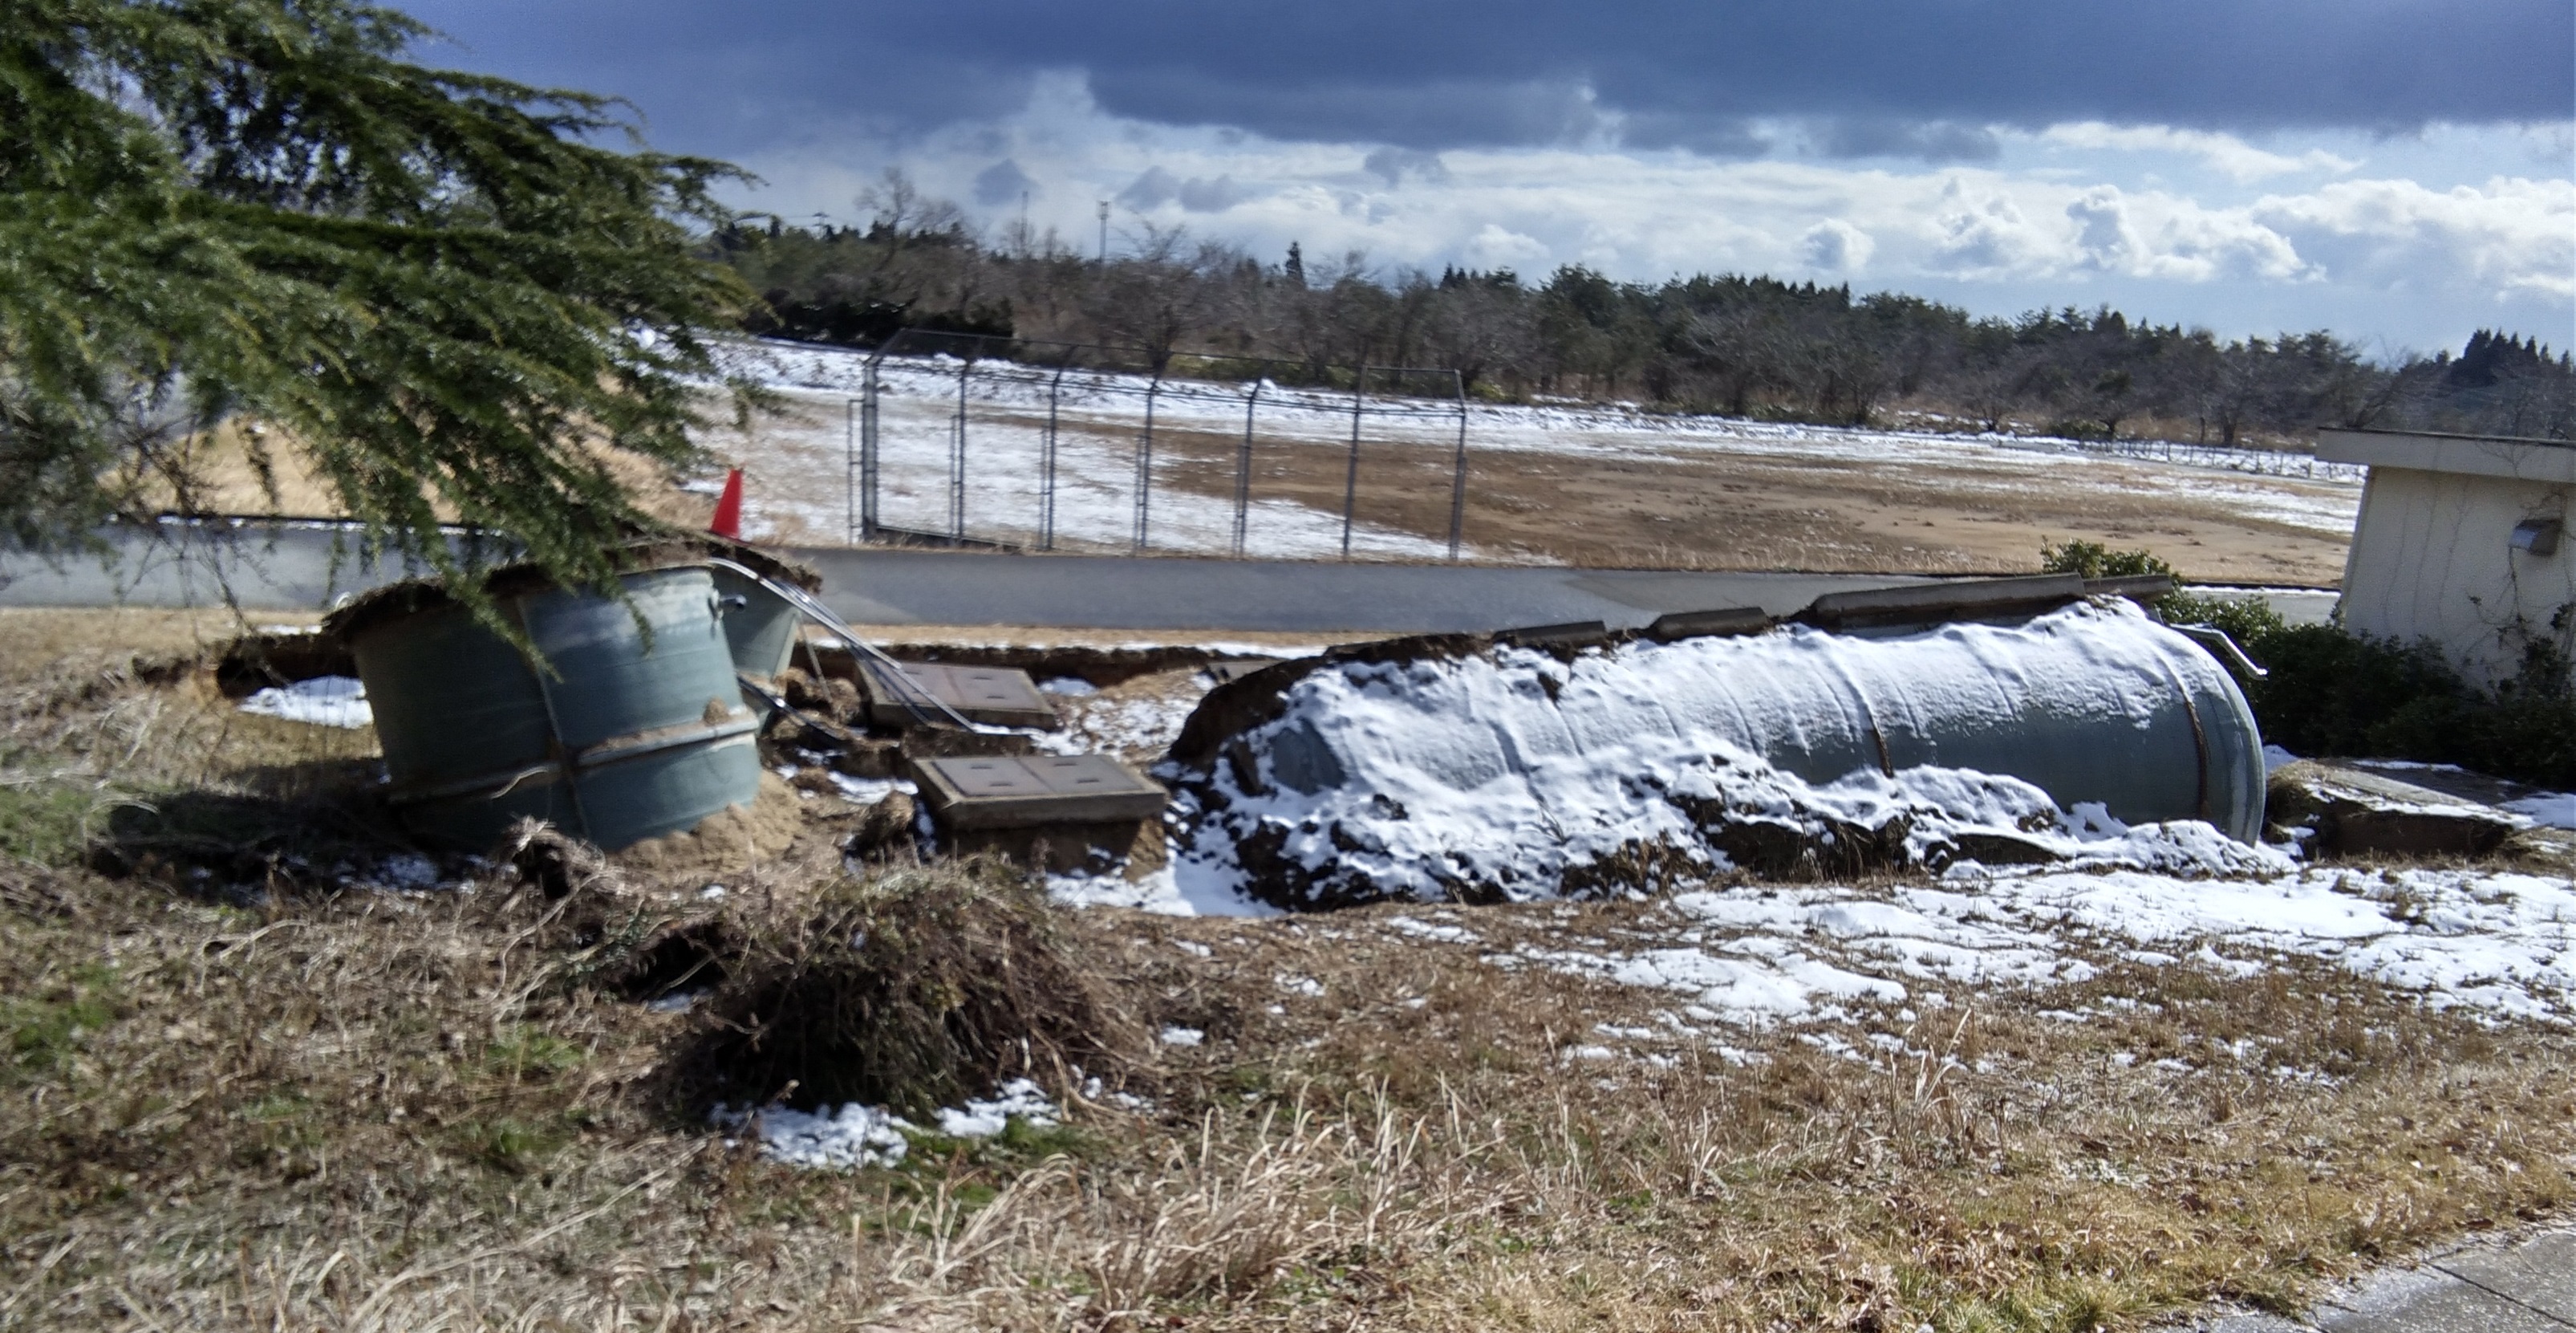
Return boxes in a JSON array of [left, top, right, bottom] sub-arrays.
[[511, 591, 597, 839], [1818, 653, 1897, 777], [2145, 651, 2213, 823], [572, 713, 761, 771], [383, 717, 757, 807], [385, 761, 563, 807]]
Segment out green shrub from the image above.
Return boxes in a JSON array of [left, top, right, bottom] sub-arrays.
[[2038, 538, 2173, 582]]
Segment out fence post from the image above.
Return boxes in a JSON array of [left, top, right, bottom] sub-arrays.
[[1134, 366, 1163, 551], [948, 355, 971, 539], [1041, 356, 1067, 551], [845, 396, 857, 545], [1234, 366, 1265, 557], [1446, 369, 1469, 561], [1341, 364, 1368, 559], [858, 351, 882, 541]]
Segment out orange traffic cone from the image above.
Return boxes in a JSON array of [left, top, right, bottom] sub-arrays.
[[708, 467, 744, 539]]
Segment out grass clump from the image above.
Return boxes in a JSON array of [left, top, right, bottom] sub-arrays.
[[689, 857, 1142, 1117], [0, 781, 110, 868]]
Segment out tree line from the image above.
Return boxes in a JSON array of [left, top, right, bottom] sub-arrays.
[[716, 173, 2575, 447]]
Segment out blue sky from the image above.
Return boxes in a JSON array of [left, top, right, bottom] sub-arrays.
[[406, 0, 2574, 355]]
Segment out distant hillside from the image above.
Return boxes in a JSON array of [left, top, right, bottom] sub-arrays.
[[711, 181, 2574, 446]]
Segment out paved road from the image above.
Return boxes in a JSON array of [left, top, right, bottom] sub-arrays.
[[0, 522, 2340, 633], [2178, 1228, 2574, 1332]]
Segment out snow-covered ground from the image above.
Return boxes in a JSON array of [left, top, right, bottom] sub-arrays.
[[711, 339, 2363, 557], [1025, 614, 2576, 1030], [1058, 844, 2576, 1030]]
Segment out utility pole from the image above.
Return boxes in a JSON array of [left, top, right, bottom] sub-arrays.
[[1096, 200, 1110, 262]]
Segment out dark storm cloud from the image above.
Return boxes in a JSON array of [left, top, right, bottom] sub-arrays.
[[400, 0, 2574, 159], [1807, 120, 2001, 165]]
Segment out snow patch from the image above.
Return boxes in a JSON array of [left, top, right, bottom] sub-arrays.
[[1509, 868, 2576, 1026], [717, 1077, 1063, 1170], [2501, 791, 2576, 829], [239, 676, 371, 729]]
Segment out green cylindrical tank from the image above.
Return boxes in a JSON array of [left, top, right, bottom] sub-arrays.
[[334, 563, 762, 851], [698, 538, 821, 708], [711, 563, 801, 682]]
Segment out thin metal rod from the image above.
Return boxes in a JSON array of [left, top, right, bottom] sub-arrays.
[[1234, 365, 1265, 557], [1341, 363, 1367, 559], [950, 355, 969, 539], [1041, 357, 1066, 551], [1446, 369, 1470, 561], [845, 396, 857, 546], [1134, 368, 1163, 551], [858, 358, 881, 541], [702, 557, 980, 734]]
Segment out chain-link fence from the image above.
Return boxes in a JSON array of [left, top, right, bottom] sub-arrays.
[[849, 331, 1473, 559]]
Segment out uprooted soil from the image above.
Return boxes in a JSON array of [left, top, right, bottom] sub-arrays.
[[4, 608, 2572, 1331]]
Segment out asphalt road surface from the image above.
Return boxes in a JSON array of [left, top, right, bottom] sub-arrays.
[[0, 522, 2340, 633]]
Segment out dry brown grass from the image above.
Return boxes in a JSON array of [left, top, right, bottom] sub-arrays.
[[740, 386, 2355, 583], [2, 611, 2570, 1331]]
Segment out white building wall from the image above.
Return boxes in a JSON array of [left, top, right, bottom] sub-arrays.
[[2325, 431, 2576, 687]]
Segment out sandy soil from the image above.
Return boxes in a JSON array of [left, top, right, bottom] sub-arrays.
[[1129, 420, 2356, 583], [716, 388, 2359, 586]]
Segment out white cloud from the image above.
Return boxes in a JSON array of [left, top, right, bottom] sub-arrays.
[[2039, 122, 2359, 182], [727, 73, 2572, 345], [1800, 218, 1874, 271], [2254, 176, 2576, 299], [1463, 223, 1551, 270]]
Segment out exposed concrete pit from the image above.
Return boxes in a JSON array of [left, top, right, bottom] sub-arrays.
[[913, 754, 1172, 875], [912, 754, 1169, 831], [861, 662, 1059, 729], [2266, 761, 2528, 859], [797, 638, 1294, 693]]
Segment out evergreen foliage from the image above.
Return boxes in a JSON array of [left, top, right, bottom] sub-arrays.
[[1, 0, 756, 600]]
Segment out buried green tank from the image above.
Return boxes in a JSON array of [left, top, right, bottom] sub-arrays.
[[331, 563, 762, 851], [698, 538, 821, 702]]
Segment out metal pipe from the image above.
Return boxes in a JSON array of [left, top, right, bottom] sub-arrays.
[[1134, 367, 1163, 551], [1235, 366, 1266, 557], [1446, 369, 1469, 561], [1341, 363, 1367, 560], [702, 557, 981, 734], [1041, 356, 1067, 551], [858, 358, 881, 541], [950, 354, 969, 540], [844, 397, 857, 546]]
